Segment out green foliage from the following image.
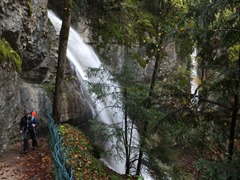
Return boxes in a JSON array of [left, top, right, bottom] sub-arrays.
[[133, 52, 148, 68], [10, 135, 22, 144], [89, 0, 144, 48], [64, 0, 73, 9], [87, 118, 128, 162], [0, 38, 22, 73], [196, 158, 240, 180], [64, 75, 77, 81], [86, 66, 116, 100], [20, 0, 32, 15], [228, 44, 240, 61], [71, 0, 87, 18], [83, 0, 240, 178], [99, 0, 124, 5], [41, 82, 55, 101], [27, 0, 33, 16], [170, 0, 240, 179], [58, 124, 130, 179]]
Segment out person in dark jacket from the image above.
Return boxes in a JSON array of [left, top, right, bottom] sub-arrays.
[[19, 109, 38, 154]]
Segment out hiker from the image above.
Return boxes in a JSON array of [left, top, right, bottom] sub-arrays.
[[19, 109, 38, 154]]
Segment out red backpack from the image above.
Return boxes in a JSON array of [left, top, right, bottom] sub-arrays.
[[30, 111, 39, 127], [31, 111, 38, 120]]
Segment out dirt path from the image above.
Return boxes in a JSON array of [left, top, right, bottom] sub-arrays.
[[0, 138, 54, 180]]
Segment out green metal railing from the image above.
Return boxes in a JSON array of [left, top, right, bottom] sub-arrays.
[[48, 115, 74, 180]]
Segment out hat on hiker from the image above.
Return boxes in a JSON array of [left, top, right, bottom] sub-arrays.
[[24, 109, 31, 114]]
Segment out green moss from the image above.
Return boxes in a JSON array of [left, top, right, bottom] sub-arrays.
[[41, 82, 55, 101], [64, 0, 73, 9], [20, 0, 32, 16], [48, 19, 53, 26], [27, 0, 33, 16], [0, 38, 22, 73]]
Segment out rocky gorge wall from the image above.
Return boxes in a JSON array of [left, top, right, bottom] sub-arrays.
[[0, 0, 179, 154], [0, 0, 93, 153], [0, 0, 50, 153]]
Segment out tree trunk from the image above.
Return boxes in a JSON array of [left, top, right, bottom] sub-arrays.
[[227, 51, 240, 160], [136, 44, 161, 175], [124, 87, 130, 175], [52, 0, 72, 124]]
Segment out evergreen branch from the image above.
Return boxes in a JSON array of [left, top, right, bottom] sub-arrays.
[[197, 96, 232, 110]]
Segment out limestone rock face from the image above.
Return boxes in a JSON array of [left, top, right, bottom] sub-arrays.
[[0, 67, 20, 153], [19, 82, 52, 126], [0, 0, 50, 83], [0, 0, 51, 153], [57, 62, 93, 125], [0, 0, 93, 153]]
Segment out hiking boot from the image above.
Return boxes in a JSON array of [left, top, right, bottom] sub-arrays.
[[32, 147, 37, 150], [24, 150, 28, 154]]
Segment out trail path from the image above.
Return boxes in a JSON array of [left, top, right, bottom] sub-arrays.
[[0, 138, 54, 180]]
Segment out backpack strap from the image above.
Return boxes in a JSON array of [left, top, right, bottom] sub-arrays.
[[31, 115, 39, 127], [31, 115, 35, 122]]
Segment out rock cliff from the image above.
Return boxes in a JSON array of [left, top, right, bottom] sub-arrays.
[[0, 0, 93, 153]]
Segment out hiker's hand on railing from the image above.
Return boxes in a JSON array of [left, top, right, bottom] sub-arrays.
[[32, 124, 36, 128], [20, 130, 23, 134]]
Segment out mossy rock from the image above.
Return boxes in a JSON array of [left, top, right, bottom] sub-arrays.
[[41, 82, 55, 101], [0, 38, 22, 73]]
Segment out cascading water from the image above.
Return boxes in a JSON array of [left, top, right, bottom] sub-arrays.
[[48, 10, 152, 179], [190, 48, 199, 109]]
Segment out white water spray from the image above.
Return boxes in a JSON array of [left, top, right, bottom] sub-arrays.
[[190, 48, 199, 108], [48, 10, 152, 179]]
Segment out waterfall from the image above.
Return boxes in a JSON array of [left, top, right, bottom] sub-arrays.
[[48, 10, 152, 179], [190, 48, 199, 109]]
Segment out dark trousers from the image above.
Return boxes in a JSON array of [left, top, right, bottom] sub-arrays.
[[23, 128, 38, 152]]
